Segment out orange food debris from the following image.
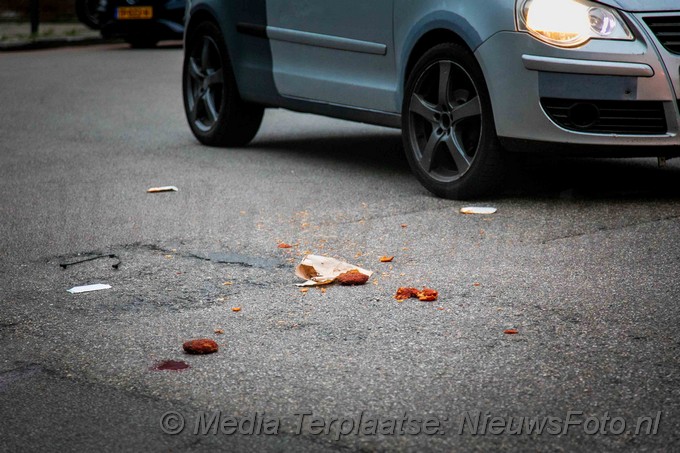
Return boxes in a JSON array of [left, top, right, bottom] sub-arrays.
[[336, 269, 370, 286], [473, 282, 481, 287], [504, 329, 519, 335], [278, 243, 293, 249], [401, 224, 408, 228], [223, 281, 233, 286], [396, 287, 439, 302], [395, 287, 419, 300], [300, 288, 309, 293], [379, 256, 394, 263], [417, 288, 438, 302], [183, 339, 219, 355], [232, 307, 242, 312]]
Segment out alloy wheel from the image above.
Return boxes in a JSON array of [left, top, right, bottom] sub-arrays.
[[407, 60, 482, 183], [185, 35, 226, 133]]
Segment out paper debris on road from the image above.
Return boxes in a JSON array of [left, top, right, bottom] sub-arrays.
[[67, 284, 112, 294], [147, 186, 179, 193], [295, 254, 373, 287], [460, 207, 497, 215]]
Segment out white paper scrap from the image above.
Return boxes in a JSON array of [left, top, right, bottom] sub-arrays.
[[460, 207, 497, 215], [67, 284, 112, 294], [147, 186, 179, 193]]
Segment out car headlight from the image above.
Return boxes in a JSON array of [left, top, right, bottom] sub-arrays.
[[516, 0, 634, 47]]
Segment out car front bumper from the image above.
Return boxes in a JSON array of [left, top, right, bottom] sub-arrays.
[[475, 11, 680, 152]]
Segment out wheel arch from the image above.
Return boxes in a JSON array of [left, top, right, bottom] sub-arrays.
[[396, 11, 485, 109], [184, 6, 222, 45], [404, 29, 473, 88]]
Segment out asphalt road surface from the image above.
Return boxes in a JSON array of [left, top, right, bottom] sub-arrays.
[[1, 43, 679, 452]]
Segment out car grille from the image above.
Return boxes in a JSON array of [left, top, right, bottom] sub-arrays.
[[541, 98, 668, 135], [643, 16, 680, 54]]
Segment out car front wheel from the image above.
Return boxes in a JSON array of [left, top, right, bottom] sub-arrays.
[[402, 43, 505, 199], [183, 22, 264, 147]]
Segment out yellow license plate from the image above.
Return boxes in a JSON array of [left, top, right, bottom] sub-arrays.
[[116, 6, 153, 20]]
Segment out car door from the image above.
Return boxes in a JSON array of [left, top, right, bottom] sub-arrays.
[[265, 0, 396, 112]]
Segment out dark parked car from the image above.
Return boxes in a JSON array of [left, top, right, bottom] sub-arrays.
[[75, 0, 101, 30], [96, 0, 185, 48]]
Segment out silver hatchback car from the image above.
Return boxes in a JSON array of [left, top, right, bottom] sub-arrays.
[[182, 0, 680, 199]]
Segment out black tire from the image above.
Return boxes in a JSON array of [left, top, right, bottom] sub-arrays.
[[183, 22, 264, 147], [125, 37, 159, 49], [75, 0, 101, 30], [402, 43, 505, 199]]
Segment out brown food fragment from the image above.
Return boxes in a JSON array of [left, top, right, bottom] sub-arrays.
[[379, 256, 395, 263], [395, 287, 419, 300], [417, 288, 439, 302], [214, 329, 225, 335], [278, 243, 293, 249], [395, 287, 439, 302], [473, 282, 481, 287], [504, 329, 519, 335], [152, 360, 190, 371], [401, 224, 408, 228], [183, 339, 219, 355], [336, 269, 370, 286]]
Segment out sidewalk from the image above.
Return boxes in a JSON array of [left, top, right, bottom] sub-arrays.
[[0, 22, 105, 51]]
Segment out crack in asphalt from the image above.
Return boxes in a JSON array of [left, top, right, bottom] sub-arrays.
[[541, 214, 680, 245], [0, 363, 42, 392], [47, 242, 293, 270], [185, 252, 286, 270], [314, 204, 454, 228]]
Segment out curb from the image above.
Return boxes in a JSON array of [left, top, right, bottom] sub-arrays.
[[0, 35, 112, 52]]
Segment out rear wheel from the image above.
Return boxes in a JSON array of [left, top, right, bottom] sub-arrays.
[[183, 22, 264, 147], [402, 43, 505, 199], [75, 0, 101, 30]]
